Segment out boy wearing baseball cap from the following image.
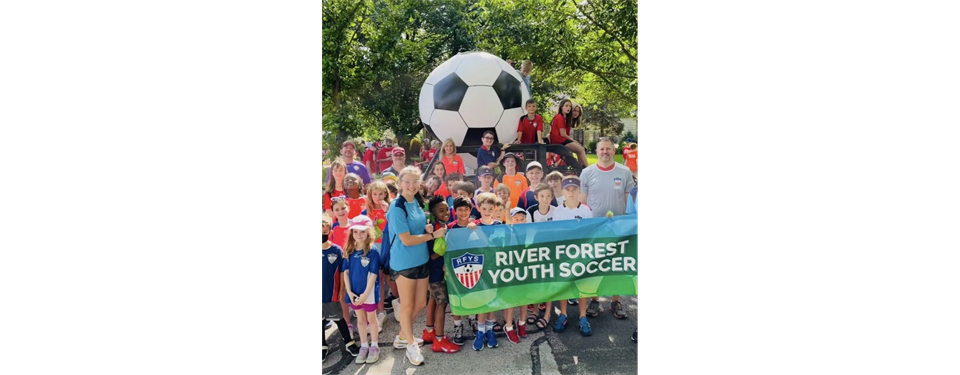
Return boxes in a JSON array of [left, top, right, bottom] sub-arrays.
[[476, 165, 496, 195], [551, 176, 594, 336], [493, 152, 529, 209], [517, 161, 554, 209]]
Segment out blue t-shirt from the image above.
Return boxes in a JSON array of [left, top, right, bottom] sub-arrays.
[[427, 222, 446, 283], [626, 186, 638, 214], [386, 195, 429, 271], [322, 244, 344, 303], [476, 145, 500, 169], [341, 248, 381, 304]]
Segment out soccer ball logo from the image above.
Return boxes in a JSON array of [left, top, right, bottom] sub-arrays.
[[419, 52, 531, 152], [452, 253, 485, 289]]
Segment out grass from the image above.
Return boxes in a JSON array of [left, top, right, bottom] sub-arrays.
[[586, 153, 624, 165]]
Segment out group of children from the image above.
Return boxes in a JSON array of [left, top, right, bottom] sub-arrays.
[[322, 137, 633, 366]]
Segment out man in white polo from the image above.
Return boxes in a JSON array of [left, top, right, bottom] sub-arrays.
[[578, 137, 635, 319]]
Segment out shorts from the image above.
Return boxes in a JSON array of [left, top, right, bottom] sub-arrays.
[[322, 302, 343, 320], [390, 262, 430, 281], [559, 139, 574, 146], [429, 282, 449, 305], [350, 303, 378, 313]]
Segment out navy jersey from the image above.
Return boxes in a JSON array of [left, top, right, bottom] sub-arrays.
[[428, 222, 446, 283], [322, 244, 344, 303], [341, 247, 381, 304]]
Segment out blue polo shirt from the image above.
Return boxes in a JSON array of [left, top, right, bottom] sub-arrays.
[[476, 145, 500, 169], [386, 195, 429, 271], [322, 244, 344, 303], [341, 248, 381, 304]]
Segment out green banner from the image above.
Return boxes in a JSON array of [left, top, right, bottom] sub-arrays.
[[443, 215, 638, 315]]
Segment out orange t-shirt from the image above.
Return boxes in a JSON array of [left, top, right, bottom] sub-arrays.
[[441, 154, 466, 175], [494, 173, 529, 208], [435, 182, 451, 198], [624, 148, 638, 172]]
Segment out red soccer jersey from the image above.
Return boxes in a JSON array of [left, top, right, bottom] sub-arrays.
[[517, 114, 544, 143], [549, 114, 568, 144], [322, 190, 345, 211], [377, 147, 392, 173], [363, 149, 376, 173], [345, 196, 367, 219], [330, 222, 350, 249]]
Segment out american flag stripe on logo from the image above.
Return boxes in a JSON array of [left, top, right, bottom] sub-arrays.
[[457, 270, 482, 289]]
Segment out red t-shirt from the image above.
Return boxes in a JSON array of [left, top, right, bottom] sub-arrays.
[[435, 182, 450, 198], [364, 206, 387, 244], [377, 147, 392, 173], [425, 149, 437, 162], [624, 148, 638, 172], [363, 149, 376, 173], [549, 114, 568, 144], [345, 196, 367, 219], [517, 114, 544, 143], [330, 222, 350, 249], [322, 190, 345, 211]]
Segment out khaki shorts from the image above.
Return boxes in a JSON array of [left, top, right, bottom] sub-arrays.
[[429, 281, 449, 305], [322, 302, 343, 320]]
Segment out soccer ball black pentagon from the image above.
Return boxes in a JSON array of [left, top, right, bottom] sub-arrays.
[[419, 52, 531, 153]]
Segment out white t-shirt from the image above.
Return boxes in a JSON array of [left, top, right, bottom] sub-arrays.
[[526, 204, 556, 223], [553, 202, 593, 221]]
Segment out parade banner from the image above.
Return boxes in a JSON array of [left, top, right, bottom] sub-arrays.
[[443, 215, 638, 315]]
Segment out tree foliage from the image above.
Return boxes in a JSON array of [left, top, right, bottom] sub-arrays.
[[322, 0, 637, 147]]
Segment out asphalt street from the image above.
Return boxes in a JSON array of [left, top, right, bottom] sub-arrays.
[[322, 296, 638, 375]]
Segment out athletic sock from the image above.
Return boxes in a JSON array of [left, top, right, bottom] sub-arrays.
[[426, 325, 434, 333], [371, 341, 378, 346], [478, 324, 486, 334], [361, 342, 369, 348], [485, 320, 494, 330]]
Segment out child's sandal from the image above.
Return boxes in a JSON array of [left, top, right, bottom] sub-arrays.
[[526, 314, 537, 325], [535, 317, 548, 330]]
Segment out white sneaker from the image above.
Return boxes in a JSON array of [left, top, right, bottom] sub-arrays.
[[377, 312, 386, 332], [392, 299, 402, 323], [393, 335, 425, 349], [406, 344, 424, 366]]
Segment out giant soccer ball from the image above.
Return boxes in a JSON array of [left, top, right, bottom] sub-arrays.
[[419, 52, 530, 152]]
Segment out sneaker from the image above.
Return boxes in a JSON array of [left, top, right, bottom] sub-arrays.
[[322, 346, 328, 362], [365, 346, 380, 363], [611, 300, 627, 319], [355, 346, 369, 364], [422, 329, 436, 344], [405, 344, 424, 366], [325, 320, 333, 328], [586, 299, 601, 317], [517, 323, 527, 338], [431, 336, 461, 353], [384, 294, 397, 309], [553, 314, 568, 332], [392, 299, 402, 323], [377, 312, 386, 331], [506, 326, 520, 344], [473, 331, 486, 351], [345, 341, 361, 357], [567, 299, 579, 305], [393, 335, 424, 349], [453, 323, 465, 346], [579, 316, 592, 336], [486, 329, 498, 348], [632, 328, 637, 342]]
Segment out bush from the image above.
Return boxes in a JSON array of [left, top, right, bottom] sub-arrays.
[[587, 140, 598, 153]]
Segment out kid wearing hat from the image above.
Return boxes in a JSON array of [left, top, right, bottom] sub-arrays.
[[342, 215, 383, 364], [550, 176, 594, 337], [493, 152, 529, 209]]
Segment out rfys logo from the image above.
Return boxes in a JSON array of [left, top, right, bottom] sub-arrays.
[[451, 253, 484, 289]]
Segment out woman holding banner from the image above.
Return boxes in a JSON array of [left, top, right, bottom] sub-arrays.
[[386, 166, 447, 366]]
